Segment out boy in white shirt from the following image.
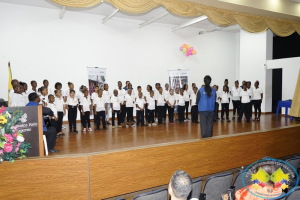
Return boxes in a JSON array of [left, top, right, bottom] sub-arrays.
[[27, 80, 38, 95], [163, 83, 170, 121], [111, 89, 122, 128], [54, 90, 66, 136], [117, 81, 126, 124], [156, 87, 165, 125], [166, 89, 176, 124], [94, 90, 107, 130], [174, 88, 180, 122], [147, 90, 156, 126], [124, 88, 135, 127], [231, 80, 242, 120], [220, 85, 231, 122], [9, 79, 19, 100], [47, 95, 58, 136], [190, 87, 199, 123], [177, 88, 185, 124], [252, 81, 263, 121], [9, 85, 26, 107], [136, 92, 146, 126], [247, 81, 253, 120], [238, 84, 252, 123], [80, 89, 92, 132]]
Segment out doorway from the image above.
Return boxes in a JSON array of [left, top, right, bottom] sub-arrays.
[[272, 69, 282, 113]]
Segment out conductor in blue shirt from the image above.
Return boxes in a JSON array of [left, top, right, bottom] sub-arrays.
[[196, 75, 216, 138]]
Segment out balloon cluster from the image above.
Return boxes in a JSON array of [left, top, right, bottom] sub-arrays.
[[180, 44, 197, 56]]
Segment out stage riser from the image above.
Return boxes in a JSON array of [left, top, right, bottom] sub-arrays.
[[0, 126, 299, 200]]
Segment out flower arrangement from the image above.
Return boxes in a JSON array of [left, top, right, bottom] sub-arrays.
[[0, 106, 31, 163]]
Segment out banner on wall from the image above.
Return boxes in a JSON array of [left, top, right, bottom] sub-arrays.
[[168, 69, 189, 90], [86, 67, 107, 95]]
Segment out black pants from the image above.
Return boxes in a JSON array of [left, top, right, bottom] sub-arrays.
[[148, 110, 155, 123], [50, 119, 58, 134], [221, 103, 229, 119], [126, 107, 133, 123], [191, 105, 198, 122], [57, 112, 63, 133], [178, 105, 185, 123], [163, 103, 168, 120], [157, 106, 164, 124], [145, 104, 149, 122], [168, 107, 174, 123], [121, 105, 126, 123], [238, 103, 251, 121], [185, 101, 189, 119], [83, 111, 90, 128], [95, 111, 106, 128], [155, 105, 158, 118], [214, 102, 219, 120], [78, 103, 84, 126], [112, 110, 121, 126], [199, 112, 214, 138], [253, 100, 262, 118], [232, 100, 241, 117], [44, 126, 57, 150], [68, 105, 77, 131], [136, 110, 145, 125]]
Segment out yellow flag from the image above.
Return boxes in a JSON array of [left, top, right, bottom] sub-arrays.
[[8, 62, 12, 105]]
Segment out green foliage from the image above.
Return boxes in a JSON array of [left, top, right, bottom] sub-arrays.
[[0, 107, 31, 163]]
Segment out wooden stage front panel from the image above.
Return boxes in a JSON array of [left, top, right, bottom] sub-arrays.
[[0, 125, 299, 200]]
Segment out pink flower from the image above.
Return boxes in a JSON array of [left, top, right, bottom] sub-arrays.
[[4, 143, 13, 153], [0, 149, 3, 155], [13, 132, 18, 138], [13, 126, 17, 132], [17, 142, 21, 148], [14, 147, 19, 153], [0, 105, 4, 114], [4, 134, 14, 143]]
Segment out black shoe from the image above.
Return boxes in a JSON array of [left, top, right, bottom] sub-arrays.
[[69, 131, 73, 134], [217, 117, 220, 120], [221, 119, 224, 122], [180, 122, 184, 124], [61, 133, 65, 136], [56, 135, 60, 138], [237, 120, 241, 123], [103, 127, 107, 130], [49, 149, 60, 153], [73, 130, 78, 133], [227, 119, 231, 122], [95, 127, 99, 130], [247, 120, 252, 123], [195, 121, 200, 123], [232, 116, 235, 120], [213, 120, 217, 122]]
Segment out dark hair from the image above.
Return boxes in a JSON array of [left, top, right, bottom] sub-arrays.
[[43, 79, 48, 84], [147, 85, 152, 91], [137, 86, 141, 89], [118, 81, 122, 84], [38, 86, 46, 93], [54, 89, 61, 95], [223, 85, 229, 93], [11, 79, 18, 85], [192, 83, 195, 86], [95, 86, 99, 88], [126, 81, 130, 84], [83, 89, 88, 93], [204, 75, 212, 97], [182, 83, 188, 90], [70, 89, 75, 93], [28, 93, 39, 102], [19, 81, 27, 86], [48, 94, 54, 99], [55, 82, 62, 89], [255, 81, 260, 86], [193, 87, 198, 90], [224, 79, 228, 82], [158, 87, 162, 90], [235, 80, 239, 84], [170, 170, 192, 199], [247, 81, 251, 84], [243, 84, 247, 87], [150, 90, 154, 94], [31, 80, 36, 85]]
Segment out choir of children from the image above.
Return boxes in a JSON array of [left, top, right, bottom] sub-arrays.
[[8, 78, 263, 136]]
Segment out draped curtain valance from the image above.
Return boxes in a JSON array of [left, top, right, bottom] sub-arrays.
[[51, 0, 300, 37]]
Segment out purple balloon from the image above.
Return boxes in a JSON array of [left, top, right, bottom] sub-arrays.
[[180, 46, 183, 51]]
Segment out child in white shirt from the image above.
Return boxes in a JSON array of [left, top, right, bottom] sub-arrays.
[[124, 89, 135, 127], [117, 81, 126, 124], [38, 86, 48, 106], [94, 90, 107, 130], [220, 85, 231, 122], [54, 89, 66, 136], [238, 84, 252, 123], [166, 89, 176, 124], [190, 87, 199, 123], [80, 89, 92, 132], [147, 90, 156, 126], [156, 87, 165, 125], [136, 92, 146, 126], [231, 80, 242, 120], [66, 90, 79, 133], [145, 85, 152, 124], [111, 89, 122, 128], [9, 85, 26, 107], [177, 88, 185, 123], [174, 88, 180, 121], [163, 83, 170, 121], [47, 95, 58, 136], [213, 85, 220, 122], [253, 81, 263, 121], [183, 84, 190, 121], [103, 84, 111, 124]]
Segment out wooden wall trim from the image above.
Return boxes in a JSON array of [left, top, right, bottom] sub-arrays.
[[38, 105, 44, 156]]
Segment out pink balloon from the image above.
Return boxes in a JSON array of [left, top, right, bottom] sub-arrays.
[[190, 47, 194, 51], [187, 48, 191, 52], [186, 52, 189, 56]]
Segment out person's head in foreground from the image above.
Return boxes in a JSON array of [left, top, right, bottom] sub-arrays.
[[169, 170, 192, 200]]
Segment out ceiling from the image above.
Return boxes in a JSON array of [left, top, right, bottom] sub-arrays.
[[1, 0, 299, 33]]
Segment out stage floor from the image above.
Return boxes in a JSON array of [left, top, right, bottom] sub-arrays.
[[53, 113, 299, 155]]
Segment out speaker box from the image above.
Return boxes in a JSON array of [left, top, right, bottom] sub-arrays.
[[0, 98, 8, 107]]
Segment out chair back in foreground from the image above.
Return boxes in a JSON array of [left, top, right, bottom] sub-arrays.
[[200, 172, 233, 200], [285, 186, 300, 200], [231, 170, 252, 192], [188, 179, 203, 200], [133, 188, 168, 200]]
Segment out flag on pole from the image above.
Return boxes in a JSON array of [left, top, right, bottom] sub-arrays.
[[8, 62, 12, 105]]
